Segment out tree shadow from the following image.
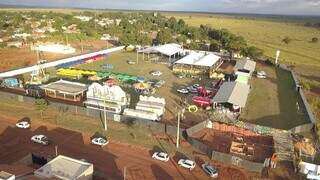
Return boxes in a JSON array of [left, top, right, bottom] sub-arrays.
[[149, 145, 165, 157], [151, 164, 174, 180]]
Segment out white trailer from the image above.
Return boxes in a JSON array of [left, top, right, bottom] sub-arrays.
[[136, 103, 164, 117], [123, 108, 160, 121], [84, 100, 122, 114]]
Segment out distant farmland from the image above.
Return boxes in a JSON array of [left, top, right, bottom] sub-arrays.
[[167, 13, 320, 67]]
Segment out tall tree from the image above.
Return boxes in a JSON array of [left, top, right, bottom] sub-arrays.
[[35, 99, 48, 120]]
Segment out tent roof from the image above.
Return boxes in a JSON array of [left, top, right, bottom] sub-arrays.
[[174, 52, 221, 67], [41, 79, 87, 94], [139, 43, 183, 56], [234, 59, 256, 73], [213, 81, 250, 107]]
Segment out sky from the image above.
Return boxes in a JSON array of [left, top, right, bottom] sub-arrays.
[[1, 0, 320, 15]]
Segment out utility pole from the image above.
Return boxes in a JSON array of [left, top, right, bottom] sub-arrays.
[[176, 108, 184, 149], [176, 111, 180, 148], [55, 145, 58, 156], [123, 166, 126, 180], [104, 98, 107, 131]]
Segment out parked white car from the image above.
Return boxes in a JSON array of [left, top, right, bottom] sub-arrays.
[[91, 137, 109, 146], [150, 71, 163, 76], [16, 121, 30, 129], [31, 135, 49, 145], [152, 152, 169, 162], [256, 71, 267, 79], [193, 84, 200, 88], [177, 88, 188, 94], [178, 159, 196, 170], [202, 163, 218, 178]]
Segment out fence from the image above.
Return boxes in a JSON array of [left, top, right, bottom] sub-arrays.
[[185, 134, 265, 173], [278, 64, 316, 133], [0, 90, 184, 138], [184, 120, 267, 174], [186, 120, 209, 136]]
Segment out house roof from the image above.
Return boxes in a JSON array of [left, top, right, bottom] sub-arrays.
[[41, 79, 87, 95], [139, 43, 183, 56], [213, 82, 250, 107], [234, 59, 256, 73], [174, 52, 221, 67], [34, 155, 93, 179]]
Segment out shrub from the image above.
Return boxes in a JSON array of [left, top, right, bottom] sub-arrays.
[[311, 37, 318, 43], [301, 80, 311, 91], [282, 36, 292, 44]]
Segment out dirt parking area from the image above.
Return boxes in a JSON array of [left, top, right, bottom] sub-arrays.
[[0, 39, 109, 72], [0, 117, 262, 180]]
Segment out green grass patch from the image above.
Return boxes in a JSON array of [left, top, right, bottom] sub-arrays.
[[169, 13, 320, 67], [240, 64, 309, 129]]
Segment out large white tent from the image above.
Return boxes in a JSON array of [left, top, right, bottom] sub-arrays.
[[174, 52, 221, 67], [139, 43, 183, 57]]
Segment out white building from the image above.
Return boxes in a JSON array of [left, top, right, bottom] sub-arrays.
[[31, 44, 76, 54], [84, 83, 129, 114], [34, 155, 93, 180], [0, 171, 15, 180], [12, 33, 31, 39], [74, 16, 92, 22], [299, 161, 320, 180]]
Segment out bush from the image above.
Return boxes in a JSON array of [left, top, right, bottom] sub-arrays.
[[301, 80, 311, 91], [311, 37, 318, 43], [282, 36, 292, 44]]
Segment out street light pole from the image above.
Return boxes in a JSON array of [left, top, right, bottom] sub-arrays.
[[176, 108, 185, 149], [176, 111, 180, 148], [104, 98, 107, 131]]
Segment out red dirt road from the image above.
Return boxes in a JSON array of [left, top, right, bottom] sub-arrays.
[[0, 118, 257, 180]]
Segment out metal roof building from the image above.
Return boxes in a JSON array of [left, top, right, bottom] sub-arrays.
[[34, 155, 93, 180], [234, 59, 256, 74], [41, 79, 88, 101], [213, 82, 250, 107]]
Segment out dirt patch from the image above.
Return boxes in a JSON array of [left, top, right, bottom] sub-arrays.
[[192, 124, 274, 163], [0, 39, 109, 72]]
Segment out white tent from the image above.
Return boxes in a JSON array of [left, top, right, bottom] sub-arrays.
[[174, 52, 221, 67], [139, 43, 183, 57]]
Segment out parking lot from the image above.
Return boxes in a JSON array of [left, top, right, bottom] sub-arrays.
[[0, 117, 260, 180]]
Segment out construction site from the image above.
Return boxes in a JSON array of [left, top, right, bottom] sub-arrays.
[[192, 122, 274, 163]]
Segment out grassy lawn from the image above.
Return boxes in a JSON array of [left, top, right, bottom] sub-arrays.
[[167, 13, 320, 67], [240, 63, 309, 129], [0, 94, 194, 157], [75, 51, 207, 127]]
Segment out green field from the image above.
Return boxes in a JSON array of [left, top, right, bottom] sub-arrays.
[[240, 63, 309, 129], [76, 51, 206, 128], [167, 13, 320, 67]]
